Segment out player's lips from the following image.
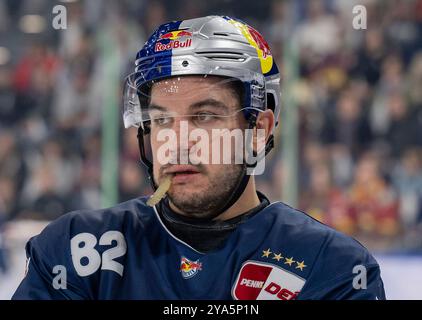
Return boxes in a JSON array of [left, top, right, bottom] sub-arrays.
[[163, 165, 202, 184]]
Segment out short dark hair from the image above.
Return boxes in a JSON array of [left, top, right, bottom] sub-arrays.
[[225, 78, 244, 109]]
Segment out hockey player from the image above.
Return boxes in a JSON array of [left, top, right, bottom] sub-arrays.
[[13, 16, 385, 300]]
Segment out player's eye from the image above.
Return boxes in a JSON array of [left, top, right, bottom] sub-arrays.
[[152, 115, 172, 126], [193, 112, 219, 124]]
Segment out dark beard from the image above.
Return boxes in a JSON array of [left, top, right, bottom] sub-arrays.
[[167, 164, 244, 220]]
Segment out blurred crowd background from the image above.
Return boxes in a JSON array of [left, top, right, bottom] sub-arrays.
[[1, 0, 422, 279]]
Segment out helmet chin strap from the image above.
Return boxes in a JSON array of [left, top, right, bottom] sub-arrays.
[[136, 117, 273, 221], [137, 125, 157, 190]]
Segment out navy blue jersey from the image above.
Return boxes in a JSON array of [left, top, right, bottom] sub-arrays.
[[12, 197, 386, 300]]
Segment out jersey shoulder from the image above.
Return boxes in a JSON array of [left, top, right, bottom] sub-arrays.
[[259, 201, 378, 269], [42, 196, 152, 234], [14, 197, 156, 299], [254, 202, 384, 299], [28, 197, 155, 262]]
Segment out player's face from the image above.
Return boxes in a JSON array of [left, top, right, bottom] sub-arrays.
[[149, 75, 247, 218]]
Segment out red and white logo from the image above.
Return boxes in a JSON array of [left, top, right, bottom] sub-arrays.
[[232, 261, 306, 300], [155, 30, 192, 52], [180, 256, 202, 279]]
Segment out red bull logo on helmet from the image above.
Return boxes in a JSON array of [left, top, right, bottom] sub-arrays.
[[247, 26, 271, 59], [159, 30, 193, 40], [180, 256, 202, 279], [226, 19, 274, 75], [156, 29, 193, 52]]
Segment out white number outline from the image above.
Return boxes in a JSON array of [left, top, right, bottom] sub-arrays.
[[70, 231, 127, 277]]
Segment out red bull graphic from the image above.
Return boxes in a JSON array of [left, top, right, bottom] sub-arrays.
[[247, 26, 271, 59], [180, 256, 202, 279], [156, 30, 193, 52], [226, 19, 274, 75], [159, 30, 192, 40]]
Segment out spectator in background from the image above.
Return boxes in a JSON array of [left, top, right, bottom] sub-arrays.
[[300, 162, 355, 235], [330, 144, 354, 188], [58, 0, 86, 61], [348, 152, 399, 238], [39, 138, 81, 197], [321, 89, 373, 157], [0, 175, 14, 273], [351, 28, 385, 85], [385, 92, 419, 158], [0, 130, 26, 219], [13, 42, 59, 124], [0, 176, 16, 221], [0, 231, 7, 274], [406, 52, 422, 147], [392, 148, 422, 228], [264, 0, 291, 59], [143, 1, 167, 35], [0, 216, 7, 274], [385, 0, 421, 64], [406, 52, 422, 109], [0, 1, 10, 33], [20, 162, 67, 221], [294, 0, 341, 71], [301, 141, 328, 187], [69, 132, 102, 211], [370, 53, 406, 138], [405, 52, 422, 147], [119, 160, 146, 202], [20, 137, 80, 220], [119, 128, 152, 201], [121, 128, 143, 163], [0, 66, 16, 125], [52, 30, 98, 153], [270, 157, 284, 202], [10, 42, 59, 160]]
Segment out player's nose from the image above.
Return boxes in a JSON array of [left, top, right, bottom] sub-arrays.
[[172, 117, 197, 150]]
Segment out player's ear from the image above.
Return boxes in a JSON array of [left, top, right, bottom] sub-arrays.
[[253, 110, 274, 152]]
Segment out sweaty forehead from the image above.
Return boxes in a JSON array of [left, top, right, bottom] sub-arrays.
[[149, 75, 239, 111]]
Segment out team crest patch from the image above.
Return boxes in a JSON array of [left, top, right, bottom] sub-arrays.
[[180, 256, 202, 279], [232, 260, 306, 300]]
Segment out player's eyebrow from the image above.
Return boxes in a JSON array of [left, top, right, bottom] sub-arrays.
[[148, 104, 168, 112], [188, 99, 230, 113], [148, 99, 231, 113]]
